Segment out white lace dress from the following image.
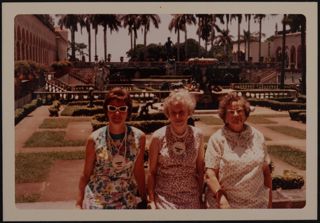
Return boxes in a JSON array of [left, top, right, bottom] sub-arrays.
[[205, 124, 270, 208]]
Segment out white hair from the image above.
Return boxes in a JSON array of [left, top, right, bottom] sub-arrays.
[[163, 89, 196, 117]]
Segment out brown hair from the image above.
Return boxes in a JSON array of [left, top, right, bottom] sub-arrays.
[[103, 87, 132, 117], [218, 92, 251, 123]]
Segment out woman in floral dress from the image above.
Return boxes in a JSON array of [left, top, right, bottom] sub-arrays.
[[148, 89, 205, 209], [205, 92, 272, 208], [76, 87, 147, 209]]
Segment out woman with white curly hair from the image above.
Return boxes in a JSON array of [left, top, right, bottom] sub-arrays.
[[148, 89, 205, 209]]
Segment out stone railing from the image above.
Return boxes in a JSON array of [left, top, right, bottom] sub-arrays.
[[33, 89, 203, 104], [225, 89, 297, 99], [230, 83, 297, 90]]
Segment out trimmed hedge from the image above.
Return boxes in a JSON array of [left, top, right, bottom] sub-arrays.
[[68, 100, 104, 106], [272, 170, 304, 190], [248, 98, 306, 111], [297, 95, 306, 103], [15, 98, 42, 125], [288, 109, 306, 122]]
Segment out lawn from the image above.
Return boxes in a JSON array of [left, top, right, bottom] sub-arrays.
[[15, 151, 85, 183], [267, 145, 306, 170], [247, 115, 278, 124], [194, 115, 224, 125], [39, 118, 91, 129], [266, 125, 306, 139], [24, 131, 86, 147]]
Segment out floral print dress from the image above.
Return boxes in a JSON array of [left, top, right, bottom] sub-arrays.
[[205, 124, 271, 208], [82, 125, 143, 209]]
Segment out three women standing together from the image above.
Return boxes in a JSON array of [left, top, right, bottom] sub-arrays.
[[76, 87, 272, 209]]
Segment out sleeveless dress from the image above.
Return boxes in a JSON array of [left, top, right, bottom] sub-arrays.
[[82, 125, 144, 209], [152, 125, 203, 209], [205, 124, 271, 208]]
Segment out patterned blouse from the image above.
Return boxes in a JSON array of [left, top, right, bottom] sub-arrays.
[[152, 125, 203, 209], [205, 124, 270, 208], [82, 125, 144, 209]]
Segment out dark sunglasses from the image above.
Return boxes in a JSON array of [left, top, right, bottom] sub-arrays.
[[107, 105, 128, 112]]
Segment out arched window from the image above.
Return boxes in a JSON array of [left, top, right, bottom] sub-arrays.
[[297, 45, 302, 69], [290, 46, 296, 69]]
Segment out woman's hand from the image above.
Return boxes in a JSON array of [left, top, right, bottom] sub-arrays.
[[218, 194, 231, 209], [148, 200, 156, 209]]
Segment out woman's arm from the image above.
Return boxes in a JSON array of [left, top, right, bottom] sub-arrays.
[[75, 136, 96, 208], [196, 135, 205, 203], [205, 168, 230, 209], [147, 136, 160, 208], [133, 133, 147, 202], [263, 163, 272, 208]]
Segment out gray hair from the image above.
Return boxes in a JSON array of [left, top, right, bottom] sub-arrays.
[[218, 92, 251, 123], [163, 89, 196, 117]]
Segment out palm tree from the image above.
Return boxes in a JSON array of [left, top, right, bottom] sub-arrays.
[[121, 14, 136, 51], [209, 14, 224, 57], [245, 14, 252, 61], [79, 15, 92, 62], [231, 14, 243, 62], [215, 29, 234, 62], [254, 14, 266, 63], [139, 14, 161, 47], [280, 14, 288, 89], [179, 14, 196, 59], [91, 15, 101, 62], [57, 14, 82, 61], [168, 14, 185, 61], [286, 14, 306, 94], [195, 14, 212, 53], [94, 14, 121, 61]]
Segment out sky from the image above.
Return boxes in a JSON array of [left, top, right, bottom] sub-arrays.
[[54, 14, 283, 62]]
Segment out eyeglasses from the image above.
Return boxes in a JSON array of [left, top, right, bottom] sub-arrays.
[[107, 105, 128, 112], [227, 109, 244, 115]]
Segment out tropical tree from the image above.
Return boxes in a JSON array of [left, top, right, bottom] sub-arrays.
[[286, 14, 306, 94], [91, 15, 101, 62], [215, 29, 234, 62], [254, 14, 267, 63], [139, 14, 161, 47], [231, 14, 243, 62], [121, 14, 141, 50], [168, 14, 185, 61], [94, 14, 121, 61], [57, 14, 82, 61], [245, 14, 252, 61], [280, 14, 288, 89], [79, 15, 92, 62], [195, 14, 212, 53], [209, 14, 224, 57]]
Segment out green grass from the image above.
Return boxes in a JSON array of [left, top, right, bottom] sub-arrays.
[[247, 115, 278, 124], [266, 126, 306, 139], [15, 151, 85, 183], [24, 131, 86, 147], [16, 193, 41, 203], [267, 145, 306, 170], [39, 118, 91, 129], [194, 115, 224, 125]]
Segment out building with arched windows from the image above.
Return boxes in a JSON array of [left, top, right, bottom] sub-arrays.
[[232, 31, 302, 70], [14, 15, 68, 65]]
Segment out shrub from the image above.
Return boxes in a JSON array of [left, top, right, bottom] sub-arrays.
[[91, 119, 169, 133], [272, 170, 304, 190], [68, 100, 104, 106], [48, 100, 61, 117], [288, 109, 306, 121], [299, 112, 306, 123], [15, 98, 42, 125], [297, 95, 306, 103]]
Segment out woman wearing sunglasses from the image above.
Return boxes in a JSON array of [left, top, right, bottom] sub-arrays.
[[148, 89, 205, 209], [204, 92, 272, 208], [76, 87, 147, 209]]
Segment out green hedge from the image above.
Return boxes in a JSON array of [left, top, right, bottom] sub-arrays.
[[91, 118, 169, 133], [288, 109, 306, 122], [298, 95, 306, 103], [15, 99, 42, 125], [67, 100, 104, 106], [248, 98, 306, 111], [272, 170, 304, 190], [61, 105, 104, 116]]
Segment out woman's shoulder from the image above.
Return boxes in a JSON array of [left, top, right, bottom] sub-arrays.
[[151, 125, 167, 139], [91, 126, 107, 139], [248, 125, 264, 139], [189, 125, 203, 136]]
